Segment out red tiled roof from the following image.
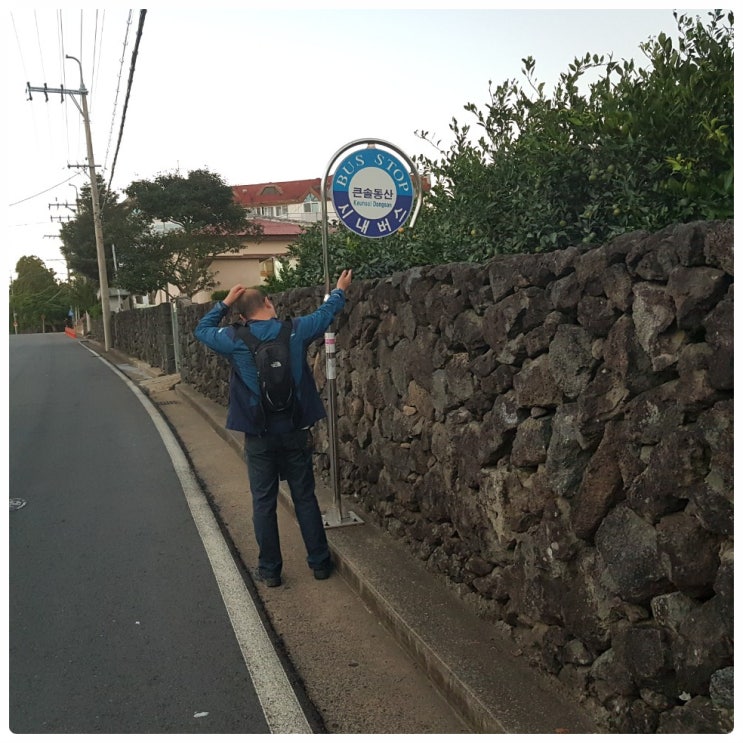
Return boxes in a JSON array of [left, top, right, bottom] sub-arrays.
[[235, 218, 304, 238], [255, 218, 303, 236], [233, 175, 430, 209], [233, 179, 330, 208]]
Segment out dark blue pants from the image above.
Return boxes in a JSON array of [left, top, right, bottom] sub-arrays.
[[244, 429, 330, 579]]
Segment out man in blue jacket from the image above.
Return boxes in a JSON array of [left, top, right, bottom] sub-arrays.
[[194, 270, 352, 588]]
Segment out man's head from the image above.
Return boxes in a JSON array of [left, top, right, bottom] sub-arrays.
[[232, 289, 276, 322]]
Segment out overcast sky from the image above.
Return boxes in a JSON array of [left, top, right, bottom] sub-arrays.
[[4, 3, 714, 285]]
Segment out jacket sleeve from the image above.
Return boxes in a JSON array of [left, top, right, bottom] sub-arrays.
[[295, 289, 346, 344], [193, 301, 238, 356]]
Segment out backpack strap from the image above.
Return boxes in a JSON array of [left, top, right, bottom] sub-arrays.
[[233, 323, 258, 354], [234, 319, 292, 355]]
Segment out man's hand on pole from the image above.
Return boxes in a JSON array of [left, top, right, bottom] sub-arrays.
[[336, 269, 353, 292]]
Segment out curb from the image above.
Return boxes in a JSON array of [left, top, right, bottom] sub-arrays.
[[173, 381, 601, 735]]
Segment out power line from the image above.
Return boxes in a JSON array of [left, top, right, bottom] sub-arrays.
[[107, 10, 147, 191], [12, 11, 145, 208], [103, 10, 133, 179], [56, 10, 78, 166], [33, 10, 47, 81], [92, 10, 102, 101], [8, 175, 82, 208]]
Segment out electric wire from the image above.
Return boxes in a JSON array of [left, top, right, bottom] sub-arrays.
[[11, 10, 143, 233], [57, 10, 76, 166], [91, 10, 100, 104], [33, 10, 47, 81], [107, 10, 147, 193], [9, 12, 27, 79], [78, 10, 83, 69], [91, 9, 105, 116], [8, 175, 82, 208], [32, 10, 57, 153], [9, 11, 105, 209], [103, 10, 133, 189]]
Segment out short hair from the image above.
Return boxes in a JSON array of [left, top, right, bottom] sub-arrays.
[[232, 288, 266, 319]]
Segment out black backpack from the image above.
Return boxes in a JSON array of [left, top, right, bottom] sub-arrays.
[[235, 320, 296, 415]]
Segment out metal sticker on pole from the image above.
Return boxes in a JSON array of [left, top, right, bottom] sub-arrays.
[[325, 332, 337, 380], [331, 148, 414, 238]]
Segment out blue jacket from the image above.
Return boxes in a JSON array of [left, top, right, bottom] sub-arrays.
[[194, 289, 346, 435]]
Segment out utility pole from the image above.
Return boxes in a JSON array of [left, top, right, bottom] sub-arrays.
[[10, 274, 18, 335], [27, 55, 112, 351]]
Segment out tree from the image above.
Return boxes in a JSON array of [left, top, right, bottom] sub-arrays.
[[114, 230, 172, 297], [59, 177, 146, 287], [407, 9, 733, 260], [267, 10, 733, 290], [67, 276, 100, 317], [263, 221, 415, 294], [124, 168, 262, 297], [10, 256, 71, 333]]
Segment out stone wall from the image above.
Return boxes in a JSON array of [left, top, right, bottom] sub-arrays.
[[134, 221, 734, 733], [90, 302, 176, 374]]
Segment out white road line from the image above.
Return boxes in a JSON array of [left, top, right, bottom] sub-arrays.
[[88, 347, 312, 734]]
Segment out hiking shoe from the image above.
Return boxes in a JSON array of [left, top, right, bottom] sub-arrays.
[[256, 570, 282, 588], [313, 561, 334, 581]]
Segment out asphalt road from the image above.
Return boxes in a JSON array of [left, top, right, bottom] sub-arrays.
[[8, 333, 314, 734]]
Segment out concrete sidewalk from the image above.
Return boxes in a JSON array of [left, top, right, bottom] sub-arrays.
[[98, 343, 601, 734]]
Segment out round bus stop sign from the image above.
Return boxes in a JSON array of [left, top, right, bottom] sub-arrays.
[[331, 148, 414, 238]]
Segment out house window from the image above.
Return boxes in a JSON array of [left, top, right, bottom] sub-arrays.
[[304, 194, 319, 213], [260, 258, 276, 278], [257, 205, 289, 217]]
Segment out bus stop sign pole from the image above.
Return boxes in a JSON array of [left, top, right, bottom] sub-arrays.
[[319, 139, 423, 528]]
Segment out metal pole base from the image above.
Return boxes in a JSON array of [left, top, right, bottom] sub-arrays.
[[322, 507, 363, 529]]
